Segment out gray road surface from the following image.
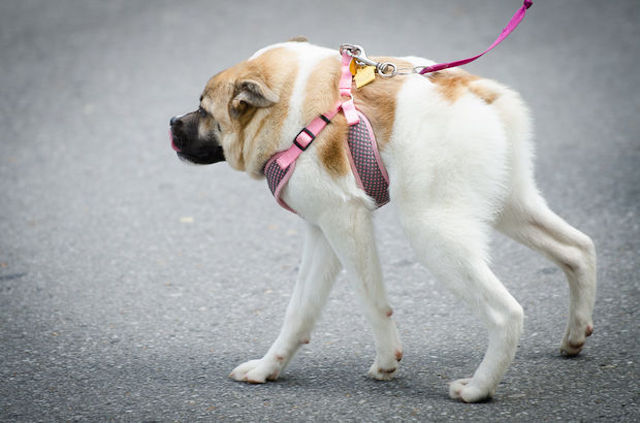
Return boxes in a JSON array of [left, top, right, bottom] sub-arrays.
[[1, 0, 639, 421]]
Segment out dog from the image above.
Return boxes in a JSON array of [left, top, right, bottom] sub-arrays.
[[169, 39, 596, 402]]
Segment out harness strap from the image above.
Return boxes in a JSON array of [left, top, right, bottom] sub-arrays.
[[339, 51, 360, 125], [420, 0, 533, 74]]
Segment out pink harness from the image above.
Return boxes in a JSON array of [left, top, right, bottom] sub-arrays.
[[264, 52, 389, 213], [263, 0, 533, 213], [265, 109, 389, 213]]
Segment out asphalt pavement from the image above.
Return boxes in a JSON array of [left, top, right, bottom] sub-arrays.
[[1, 0, 638, 421]]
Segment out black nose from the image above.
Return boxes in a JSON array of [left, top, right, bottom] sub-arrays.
[[170, 116, 181, 127]]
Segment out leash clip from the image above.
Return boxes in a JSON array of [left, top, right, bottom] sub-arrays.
[[340, 43, 398, 78], [340, 44, 375, 67]]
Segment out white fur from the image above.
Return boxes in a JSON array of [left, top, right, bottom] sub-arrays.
[[229, 43, 597, 402]]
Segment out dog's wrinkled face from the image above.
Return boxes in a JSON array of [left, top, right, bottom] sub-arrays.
[[169, 70, 280, 169]]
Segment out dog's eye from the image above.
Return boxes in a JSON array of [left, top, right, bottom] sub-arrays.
[[198, 107, 207, 118]]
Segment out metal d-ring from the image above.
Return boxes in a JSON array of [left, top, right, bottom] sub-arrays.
[[340, 43, 362, 58], [377, 62, 397, 78]]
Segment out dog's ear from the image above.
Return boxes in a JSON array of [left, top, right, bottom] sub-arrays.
[[230, 79, 279, 119]]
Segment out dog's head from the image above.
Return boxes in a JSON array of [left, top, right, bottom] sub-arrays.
[[169, 39, 316, 175], [170, 37, 340, 178], [168, 76, 280, 167]]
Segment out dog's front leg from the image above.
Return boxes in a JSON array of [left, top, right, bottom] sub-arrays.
[[319, 205, 403, 380], [230, 223, 341, 383]]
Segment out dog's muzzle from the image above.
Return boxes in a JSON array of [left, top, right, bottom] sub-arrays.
[[168, 114, 225, 165]]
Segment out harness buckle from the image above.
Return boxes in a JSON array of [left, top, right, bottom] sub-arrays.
[[293, 127, 315, 151]]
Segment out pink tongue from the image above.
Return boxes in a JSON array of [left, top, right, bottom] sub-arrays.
[[169, 128, 181, 152]]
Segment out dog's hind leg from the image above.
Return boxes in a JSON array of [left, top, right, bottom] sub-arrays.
[[229, 223, 342, 383], [398, 208, 524, 402], [496, 192, 596, 356], [319, 204, 403, 380]]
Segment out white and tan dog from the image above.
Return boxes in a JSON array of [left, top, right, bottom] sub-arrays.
[[169, 39, 596, 402]]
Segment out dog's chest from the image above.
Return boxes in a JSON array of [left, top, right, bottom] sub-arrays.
[[265, 110, 389, 213]]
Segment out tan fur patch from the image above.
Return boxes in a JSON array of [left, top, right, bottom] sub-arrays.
[[251, 114, 269, 145], [353, 82, 398, 150], [317, 117, 350, 177], [429, 70, 479, 103], [354, 56, 409, 150], [469, 82, 500, 104], [429, 70, 500, 105]]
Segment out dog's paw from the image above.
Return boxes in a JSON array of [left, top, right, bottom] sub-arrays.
[[368, 363, 398, 381], [367, 349, 403, 381], [560, 323, 594, 356], [229, 359, 280, 384], [449, 378, 494, 403]]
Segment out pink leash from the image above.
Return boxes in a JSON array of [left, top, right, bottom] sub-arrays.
[[420, 0, 533, 74]]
